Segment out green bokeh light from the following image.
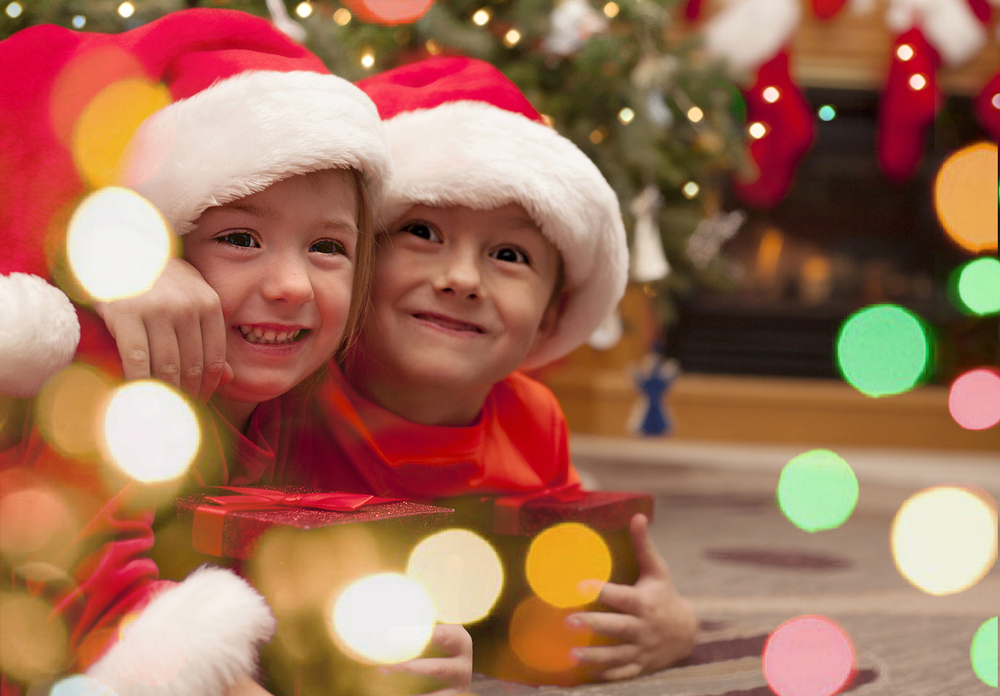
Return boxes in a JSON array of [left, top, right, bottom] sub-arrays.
[[777, 449, 859, 533], [971, 616, 998, 687], [956, 257, 1000, 316], [818, 105, 836, 121], [836, 304, 932, 397]]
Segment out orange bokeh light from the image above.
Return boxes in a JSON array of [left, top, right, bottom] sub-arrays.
[[341, 0, 433, 25], [933, 142, 999, 254], [508, 595, 594, 673]]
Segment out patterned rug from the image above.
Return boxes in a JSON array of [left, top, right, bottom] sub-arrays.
[[469, 457, 998, 695]]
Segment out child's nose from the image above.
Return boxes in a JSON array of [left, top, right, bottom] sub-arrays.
[[260, 252, 314, 305], [434, 248, 483, 299]]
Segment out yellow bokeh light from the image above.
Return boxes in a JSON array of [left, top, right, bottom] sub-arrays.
[[73, 78, 170, 188], [334, 8, 352, 24], [934, 142, 999, 254], [891, 487, 998, 596], [66, 187, 174, 302], [472, 8, 491, 25], [117, 2, 134, 18], [748, 121, 767, 139], [330, 573, 436, 664], [0, 593, 68, 683], [909, 73, 927, 91], [526, 523, 611, 608], [682, 181, 700, 199], [687, 106, 704, 123], [295, 2, 313, 17], [361, 52, 375, 68], [102, 381, 200, 483], [426, 39, 442, 55], [509, 595, 593, 673], [406, 529, 503, 625], [0, 482, 77, 560], [504, 28, 522, 47], [896, 44, 914, 61], [618, 107, 635, 124], [36, 364, 113, 459], [604, 2, 620, 17]]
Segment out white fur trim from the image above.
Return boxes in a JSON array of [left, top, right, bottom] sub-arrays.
[[87, 566, 276, 696], [885, 0, 987, 65], [703, 0, 801, 75], [382, 101, 628, 369], [0, 273, 80, 397], [124, 71, 392, 234]]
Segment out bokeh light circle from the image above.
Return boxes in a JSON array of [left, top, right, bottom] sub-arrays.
[[50, 675, 119, 695], [67, 187, 173, 302], [342, 0, 434, 25], [777, 450, 859, 532], [406, 529, 503, 625], [101, 381, 200, 483], [0, 593, 69, 683], [763, 615, 855, 696], [508, 595, 594, 673], [970, 616, 998, 687], [36, 364, 113, 459], [933, 142, 999, 253], [948, 368, 1000, 430], [891, 487, 997, 595], [330, 573, 436, 664], [835, 304, 931, 397], [954, 257, 1000, 316], [526, 523, 611, 608]]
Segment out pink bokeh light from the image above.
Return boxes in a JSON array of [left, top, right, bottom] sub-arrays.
[[763, 615, 856, 696], [949, 368, 1000, 430]]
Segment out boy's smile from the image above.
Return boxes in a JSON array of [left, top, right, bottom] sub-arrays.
[[349, 203, 562, 426], [183, 169, 358, 428]]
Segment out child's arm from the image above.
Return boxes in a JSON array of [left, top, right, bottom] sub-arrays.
[[93, 257, 231, 402], [380, 623, 473, 696], [566, 513, 697, 681]]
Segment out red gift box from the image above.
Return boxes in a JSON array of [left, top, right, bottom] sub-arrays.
[[173, 486, 454, 560], [436, 486, 654, 685]]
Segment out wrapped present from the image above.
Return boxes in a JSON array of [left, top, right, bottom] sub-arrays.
[[436, 485, 654, 685]]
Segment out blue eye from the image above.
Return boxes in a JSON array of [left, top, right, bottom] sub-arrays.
[[218, 232, 257, 248], [403, 221, 441, 243], [492, 246, 529, 264], [310, 239, 347, 255]]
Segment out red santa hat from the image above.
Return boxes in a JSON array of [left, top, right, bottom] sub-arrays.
[[0, 8, 391, 397], [0, 9, 391, 695], [356, 57, 628, 370]]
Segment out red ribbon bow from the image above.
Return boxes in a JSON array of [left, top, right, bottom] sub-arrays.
[[493, 482, 586, 535], [192, 486, 398, 556]]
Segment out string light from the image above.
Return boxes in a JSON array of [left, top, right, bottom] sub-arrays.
[[909, 74, 927, 91], [603, 2, 620, 17], [896, 44, 914, 61], [618, 107, 635, 124], [818, 105, 836, 121], [541, 114, 554, 127], [72, 14, 86, 28], [334, 8, 352, 24], [992, 93, 1000, 110], [763, 86, 781, 103], [5, 2, 22, 18], [682, 181, 700, 199], [504, 28, 522, 47], [295, 2, 313, 18], [589, 127, 607, 144], [472, 8, 491, 25], [425, 39, 442, 55], [748, 121, 767, 139], [360, 51, 375, 68], [117, 2, 134, 18], [687, 106, 704, 123]]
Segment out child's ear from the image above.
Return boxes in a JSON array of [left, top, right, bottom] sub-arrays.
[[531, 291, 565, 350]]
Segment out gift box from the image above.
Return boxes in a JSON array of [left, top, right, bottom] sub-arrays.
[[436, 486, 654, 685]]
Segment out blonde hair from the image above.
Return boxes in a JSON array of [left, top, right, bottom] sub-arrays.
[[334, 167, 376, 362]]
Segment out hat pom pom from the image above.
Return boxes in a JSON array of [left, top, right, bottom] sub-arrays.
[[0, 273, 80, 397]]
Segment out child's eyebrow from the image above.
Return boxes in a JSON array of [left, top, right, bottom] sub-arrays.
[[321, 220, 359, 236]]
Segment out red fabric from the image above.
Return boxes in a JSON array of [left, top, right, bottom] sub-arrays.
[[811, 0, 849, 19], [355, 56, 543, 124], [877, 28, 942, 182], [311, 366, 580, 500], [733, 50, 816, 208]]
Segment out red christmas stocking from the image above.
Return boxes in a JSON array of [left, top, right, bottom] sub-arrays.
[[812, 0, 849, 20], [974, 69, 1000, 141], [877, 27, 942, 182], [733, 50, 816, 208]]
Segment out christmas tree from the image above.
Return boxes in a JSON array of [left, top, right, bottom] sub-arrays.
[[2, 0, 748, 326]]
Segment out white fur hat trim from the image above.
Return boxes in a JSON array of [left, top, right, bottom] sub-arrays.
[[0, 273, 80, 397], [124, 70, 392, 235], [87, 566, 276, 696], [382, 101, 628, 370]]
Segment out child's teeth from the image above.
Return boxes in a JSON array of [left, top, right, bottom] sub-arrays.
[[264, 330, 276, 342], [276, 331, 287, 342], [239, 326, 301, 344], [253, 328, 263, 338]]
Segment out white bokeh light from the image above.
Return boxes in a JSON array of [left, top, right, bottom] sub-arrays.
[[331, 573, 436, 664], [102, 381, 200, 483], [67, 187, 173, 302]]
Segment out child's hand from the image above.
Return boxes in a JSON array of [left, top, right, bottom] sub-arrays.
[[566, 513, 696, 682], [382, 622, 473, 696], [94, 257, 232, 402]]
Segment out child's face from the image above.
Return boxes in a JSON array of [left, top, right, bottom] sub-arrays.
[[184, 169, 358, 408], [358, 203, 561, 394]]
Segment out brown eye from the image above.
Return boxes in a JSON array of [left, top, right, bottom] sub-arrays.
[[311, 239, 347, 255], [403, 221, 441, 243], [492, 246, 529, 264], [218, 232, 257, 248]]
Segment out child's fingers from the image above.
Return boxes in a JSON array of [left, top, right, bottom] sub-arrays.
[[630, 513, 671, 579], [591, 661, 644, 683], [570, 642, 637, 668], [594, 581, 642, 616], [385, 656, 466, 683], [113, 314, 153, 382], [145, 316, 186, 392], [428, 623, 473, 658], [199, 299, 228, 401], [567, 609, 642, 642]]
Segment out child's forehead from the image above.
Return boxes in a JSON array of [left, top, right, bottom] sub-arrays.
[[404, 202, 544, 235]]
